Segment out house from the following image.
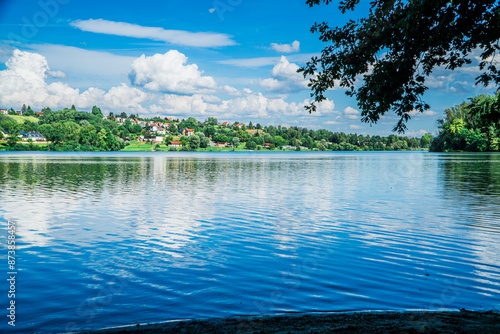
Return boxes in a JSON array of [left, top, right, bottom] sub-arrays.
[[182, 128, 194, 136], [156, 127, 167, 135], [282, 145, 296, 150], [235, 123, 244, 129], [168, 141, 182, 148], [151, 136, 164, 144], [22, 131, 46, 142], [222, 122, 228, 126], [214, 142, 232, 148], [263, 143, 272, 148], [1, 129, 8, 137], [0, 109, 8, 115], [149, 125, 158, 132], [34, 111, 43, 117]]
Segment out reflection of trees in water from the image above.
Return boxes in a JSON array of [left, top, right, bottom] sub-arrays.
[[0, 156, 276, 198], [439, 153, 500, 238], [440, 153, 500, 195], [0, 157, 149, 196]]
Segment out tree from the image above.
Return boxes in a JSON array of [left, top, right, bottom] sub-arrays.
[[420, 133, 433, 148], [231, 137, 240, 148], [21, 104, 27, 114], [92, 106, 103, 117], [195, 133, 210, 148], [206, 117, 218, 126], [7, 135, 20, 147], [188, 135, 201, 150], [120, 112, 128, 119], [245, 140, 257, 150], [132, 124, 143, 133], [71, 105, 76, 110], [300, 0, 500, 133], [274, 135, 287, 148], [25, 106, 35, 117], [317, 140, 327, 151]]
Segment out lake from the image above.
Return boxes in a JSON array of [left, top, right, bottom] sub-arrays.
[[0, 151, 499, 332]]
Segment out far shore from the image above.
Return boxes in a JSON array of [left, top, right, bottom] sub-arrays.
[[81, 310, 500, 334]]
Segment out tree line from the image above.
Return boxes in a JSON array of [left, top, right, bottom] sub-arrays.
[[430, 92, 500, 152], [1, 107, 432, 152], [0, 106, 125, 151]]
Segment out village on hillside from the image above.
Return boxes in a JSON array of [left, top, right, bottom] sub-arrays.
[[0, 105, 431, 152]]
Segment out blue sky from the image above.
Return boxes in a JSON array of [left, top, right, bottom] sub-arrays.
[[0, 0, 495, 136]]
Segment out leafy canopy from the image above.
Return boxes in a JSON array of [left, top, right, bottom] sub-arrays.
[[299, 0, 500, 133]]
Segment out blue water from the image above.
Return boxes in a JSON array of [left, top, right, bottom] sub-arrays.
[[0, 151, 499, 333]]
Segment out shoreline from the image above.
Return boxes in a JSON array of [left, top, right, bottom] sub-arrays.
[[82, 310, 500, 334]]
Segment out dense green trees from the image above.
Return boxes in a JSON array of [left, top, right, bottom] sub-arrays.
[[1, 105, 433, 152], [431, 93, 500, 152], [0, 107, 125, 151]]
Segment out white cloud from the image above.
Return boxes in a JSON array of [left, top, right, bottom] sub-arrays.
[[350, 125, 363, 130], [27, 44, 136, 86], [259, 56, 308, 93], [316, 99, 337, 115], [324, 120, 341, 125], [209, 8, 215, 13], [0, 49, 150, 112], [0, 50, 334, 123], [218, 53, 320, 67], [103, 84, 150, 109], [270, 41, 300, 53], [47, 70, 66, 79], [406, 129, 428, 137], [222, 85, 241, 96], [408, 109, 437, 116], [344, 106, 360, 120], [129, 51, 217, 94], [70, 19, 236, 48]]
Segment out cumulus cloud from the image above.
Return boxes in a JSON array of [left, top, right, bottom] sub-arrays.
[[0, 50, 333, 123], [316, 99, 337, 115], [28, 44, 136, 82], [344, 106, 360, 120], [70, 19, 236, 48], [408, 109, 437, 116], [0, 49, 150, 112], [406, 129, 429, 137], [148, 92, 327, 120], [270, 41, 300, 53], [324, 120, 341, 125], [259, 56, 308, 93], [209, 8, 215, 13], [218, 53, 319, 67], [222, 85, 241, 96], [350, 125, 363, 130], [47, 70, 66, 79], [129, 51, 217, 94]]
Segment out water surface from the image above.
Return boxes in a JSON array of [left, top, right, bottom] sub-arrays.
[[0, 151, 499, 332]]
